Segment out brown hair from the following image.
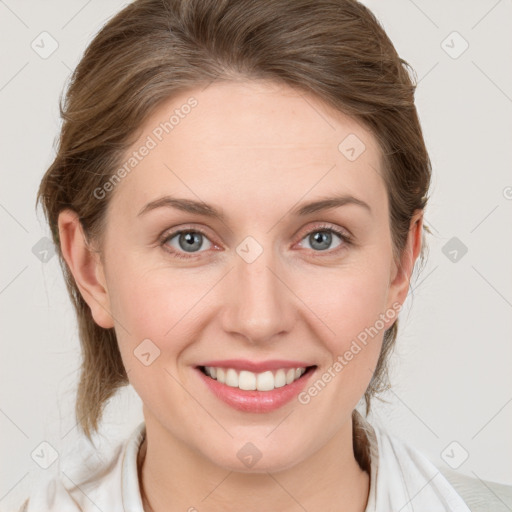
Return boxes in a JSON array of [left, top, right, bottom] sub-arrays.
[[37, 0, 431, 441]]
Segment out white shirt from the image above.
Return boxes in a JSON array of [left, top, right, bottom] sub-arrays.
[[20, 420, 471, 512]]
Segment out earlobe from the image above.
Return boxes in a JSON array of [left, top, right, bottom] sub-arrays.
[[388, 210, 424, 310], [58, 209, 115, 329]]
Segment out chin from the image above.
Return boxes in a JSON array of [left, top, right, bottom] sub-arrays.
[[205, 441, 309, 474]]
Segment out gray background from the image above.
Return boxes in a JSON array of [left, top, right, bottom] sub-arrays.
[[1, 0, 511, 510]]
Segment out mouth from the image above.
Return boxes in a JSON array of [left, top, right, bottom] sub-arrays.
[[197, 364, 317, 392], [194, 361, 318, 413]]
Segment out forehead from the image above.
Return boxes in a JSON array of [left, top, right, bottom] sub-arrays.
[[109, 80, 385, 218]]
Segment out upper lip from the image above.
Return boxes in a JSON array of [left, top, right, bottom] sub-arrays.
[[196, 359, 316, 373]]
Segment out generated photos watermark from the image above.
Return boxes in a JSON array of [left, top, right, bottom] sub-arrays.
[[298, 302, 402, 405], [93, 96, 198, 200]]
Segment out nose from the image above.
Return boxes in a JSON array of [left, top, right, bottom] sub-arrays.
[[219, 242, 296, 345]]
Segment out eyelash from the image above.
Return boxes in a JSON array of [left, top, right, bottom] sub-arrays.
[[159, 223, 353, 260]]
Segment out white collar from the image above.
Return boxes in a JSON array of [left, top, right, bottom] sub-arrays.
[[121, 421, 146, 512]]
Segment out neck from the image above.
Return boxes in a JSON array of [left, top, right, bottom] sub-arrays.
[[137, 411, 371, 512]]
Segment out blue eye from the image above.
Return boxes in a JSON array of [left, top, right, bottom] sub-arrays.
[[160, 224, 352, 260], [162, 230, 213, 259], [295, 224, 353, 258], [300, 229, 343, 252]]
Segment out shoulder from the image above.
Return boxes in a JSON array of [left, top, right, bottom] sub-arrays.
[[369, 421, 512, 511], [17, 421, 146, 512], [437, 466, 512, 512], [15, 475, 84, 512]]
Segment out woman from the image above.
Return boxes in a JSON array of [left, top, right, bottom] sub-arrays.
[[18, 0, 506, 510]]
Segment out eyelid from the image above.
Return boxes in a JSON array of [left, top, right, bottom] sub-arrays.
[[159, 222, 215, 240], [294, 222, 353, 244]]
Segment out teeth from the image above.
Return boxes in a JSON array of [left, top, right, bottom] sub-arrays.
[[203, 366, 308, 391], [274, 369, 286, 388], [257, 371, 274, 391], [239, 370, 256, 390], [226, 368, 238, 387]]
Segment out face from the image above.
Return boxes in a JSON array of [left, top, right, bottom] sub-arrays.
[[73, 80, 417, 472]]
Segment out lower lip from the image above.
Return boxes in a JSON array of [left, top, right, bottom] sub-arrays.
[[195, 367, 316, 413]]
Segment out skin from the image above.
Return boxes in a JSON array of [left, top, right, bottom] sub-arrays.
[[58, 80, 423, 512]]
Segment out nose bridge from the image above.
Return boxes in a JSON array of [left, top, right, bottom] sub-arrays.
[[221, 235, 293, 343]]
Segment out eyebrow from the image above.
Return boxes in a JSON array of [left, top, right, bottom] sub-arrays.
[[137, 194, 371, 219]]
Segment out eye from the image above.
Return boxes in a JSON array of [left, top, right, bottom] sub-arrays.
[[297, 224, 352, 255], [161, 229, 214, 259], [160, 223, 352, 260]]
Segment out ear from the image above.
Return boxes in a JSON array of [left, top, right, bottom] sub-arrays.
[[387, 210, 424, 310], [58, 209, 114, 329]]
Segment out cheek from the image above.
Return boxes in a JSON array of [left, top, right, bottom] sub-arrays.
[[106, 262, 214, 365], [300, 265, 393, 383], [305, 263, 392, 343], [107, 269, 195, 408], [295, 270, 392, 409]]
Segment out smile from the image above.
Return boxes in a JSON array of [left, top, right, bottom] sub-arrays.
[[200, 365, 312, 391], [195, 363, 317, 413]]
